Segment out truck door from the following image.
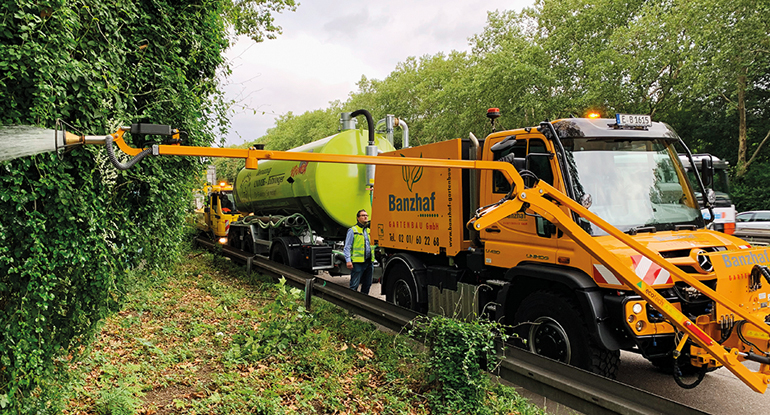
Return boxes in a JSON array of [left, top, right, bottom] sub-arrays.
[[206, 194, 215, 231], [479, 135, 561, 269]]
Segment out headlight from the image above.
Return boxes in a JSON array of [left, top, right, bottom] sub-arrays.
[[218, 237, 227, 244]]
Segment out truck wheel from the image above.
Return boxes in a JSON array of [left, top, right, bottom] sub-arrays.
[[385, 260, 423, 312], [242, 235, 255, 255], [268, 236, 296, 266], [270, 243, 290, 265], [514, 291, 619, 378]]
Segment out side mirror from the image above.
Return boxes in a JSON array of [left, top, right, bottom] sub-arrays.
[[700, 158, 713, 188]]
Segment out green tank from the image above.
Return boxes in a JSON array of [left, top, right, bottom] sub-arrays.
[[234, 129, 396, 239]]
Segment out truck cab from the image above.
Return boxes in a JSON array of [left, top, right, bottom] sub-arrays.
[[194, 182, 241, 244]]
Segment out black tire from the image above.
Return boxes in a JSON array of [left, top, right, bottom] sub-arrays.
[[242, 234, 255, 255], [269, 236, 301, 268], [270, 242, 290, 265], [384, 260, 423, 312], [513, 291, 620, 378]]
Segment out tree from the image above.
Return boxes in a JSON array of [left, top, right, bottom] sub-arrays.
[[676, 0, 770, 177]]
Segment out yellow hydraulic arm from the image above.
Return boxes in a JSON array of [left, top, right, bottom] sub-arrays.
[[98, 125, 770, 392], [471, 181, 770, 393]]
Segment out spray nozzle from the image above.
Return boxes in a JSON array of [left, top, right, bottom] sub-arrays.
[[55, 119, 108, 154]]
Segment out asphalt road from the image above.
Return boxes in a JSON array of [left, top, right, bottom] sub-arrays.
[[617, 352, 770, 415], [322, 272, 770, 414]]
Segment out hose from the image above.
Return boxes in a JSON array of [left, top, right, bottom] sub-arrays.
[[673, 360, 707, 389], [350, 109, 375, 145], [243, 213, 315, 243], [105, 135, 152, 170]]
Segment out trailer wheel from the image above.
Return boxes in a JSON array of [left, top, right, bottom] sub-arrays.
[[269, 236, 300, 267], [270, 243, 290, 265], [384, 260, 423, 312], [242, 234, 255, 255], [514, 291, 619, 378]]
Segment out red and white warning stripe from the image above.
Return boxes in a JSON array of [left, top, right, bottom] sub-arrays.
[[225, 220, 230, 235], [592, 254, 673, 286], [630, 255, 673, 285], [593, 263, 621, 285]]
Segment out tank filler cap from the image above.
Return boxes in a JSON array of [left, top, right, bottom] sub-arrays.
[[339, 112, 358, 131]]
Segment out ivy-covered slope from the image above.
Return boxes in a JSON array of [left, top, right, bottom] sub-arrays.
[[0, 1, 229, 410]]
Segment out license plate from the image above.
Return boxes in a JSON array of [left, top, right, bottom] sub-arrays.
[[616, 113, 652, 127]]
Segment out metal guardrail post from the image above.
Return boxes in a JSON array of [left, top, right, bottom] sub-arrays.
[[305, 277, 314, 310]]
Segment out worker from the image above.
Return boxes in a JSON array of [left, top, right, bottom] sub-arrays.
[[343, 209, 373, 294]]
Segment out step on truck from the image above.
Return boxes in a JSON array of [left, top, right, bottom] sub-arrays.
[[68, 111, 770, 393]]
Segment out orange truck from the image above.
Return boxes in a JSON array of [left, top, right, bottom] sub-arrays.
[[66, 110, 770, 392], [369, 114, 768, 385]]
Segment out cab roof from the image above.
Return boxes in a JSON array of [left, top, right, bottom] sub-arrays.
[[550, 118, 681, 140]]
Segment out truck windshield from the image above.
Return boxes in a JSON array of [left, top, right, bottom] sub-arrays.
[[563, 138, 704, 235], [219, 192, 236, 212]]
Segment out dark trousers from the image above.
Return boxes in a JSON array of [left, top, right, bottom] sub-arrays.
[[350, 261, 373, 294]]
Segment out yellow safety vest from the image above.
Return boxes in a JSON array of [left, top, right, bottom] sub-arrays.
[[350, 224, 368, 263]]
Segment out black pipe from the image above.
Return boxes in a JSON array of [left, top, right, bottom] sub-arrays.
[[350, 109, 375, 145], [679, 140, 715, 225], [539, 121, 576, 202], [105, 136, 152, 170]]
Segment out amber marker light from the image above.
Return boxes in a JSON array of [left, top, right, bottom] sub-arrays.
[[587, 111, 601, 119]]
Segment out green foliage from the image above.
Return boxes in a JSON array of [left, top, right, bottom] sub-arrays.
[[62, 250, 540, 414], [227, 278, 315, 362], [0, 0, 295, 412], [731, 161, 770, 211], [224, 0, 298, 43], [410, 315, 508, 415], [95, 387, 140, 415], [249, 0, 768, 205], [254, 104, 344, 151]]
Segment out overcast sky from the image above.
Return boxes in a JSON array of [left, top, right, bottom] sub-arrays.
[[221, 0, 534, 146]]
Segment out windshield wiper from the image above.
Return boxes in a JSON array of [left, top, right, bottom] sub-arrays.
[[625, 226, 657, 235], [674, 224, 697, 231]]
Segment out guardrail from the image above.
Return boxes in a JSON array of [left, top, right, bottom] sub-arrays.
[[196, 237, 708, 415], [734, 229, 770, 246]]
